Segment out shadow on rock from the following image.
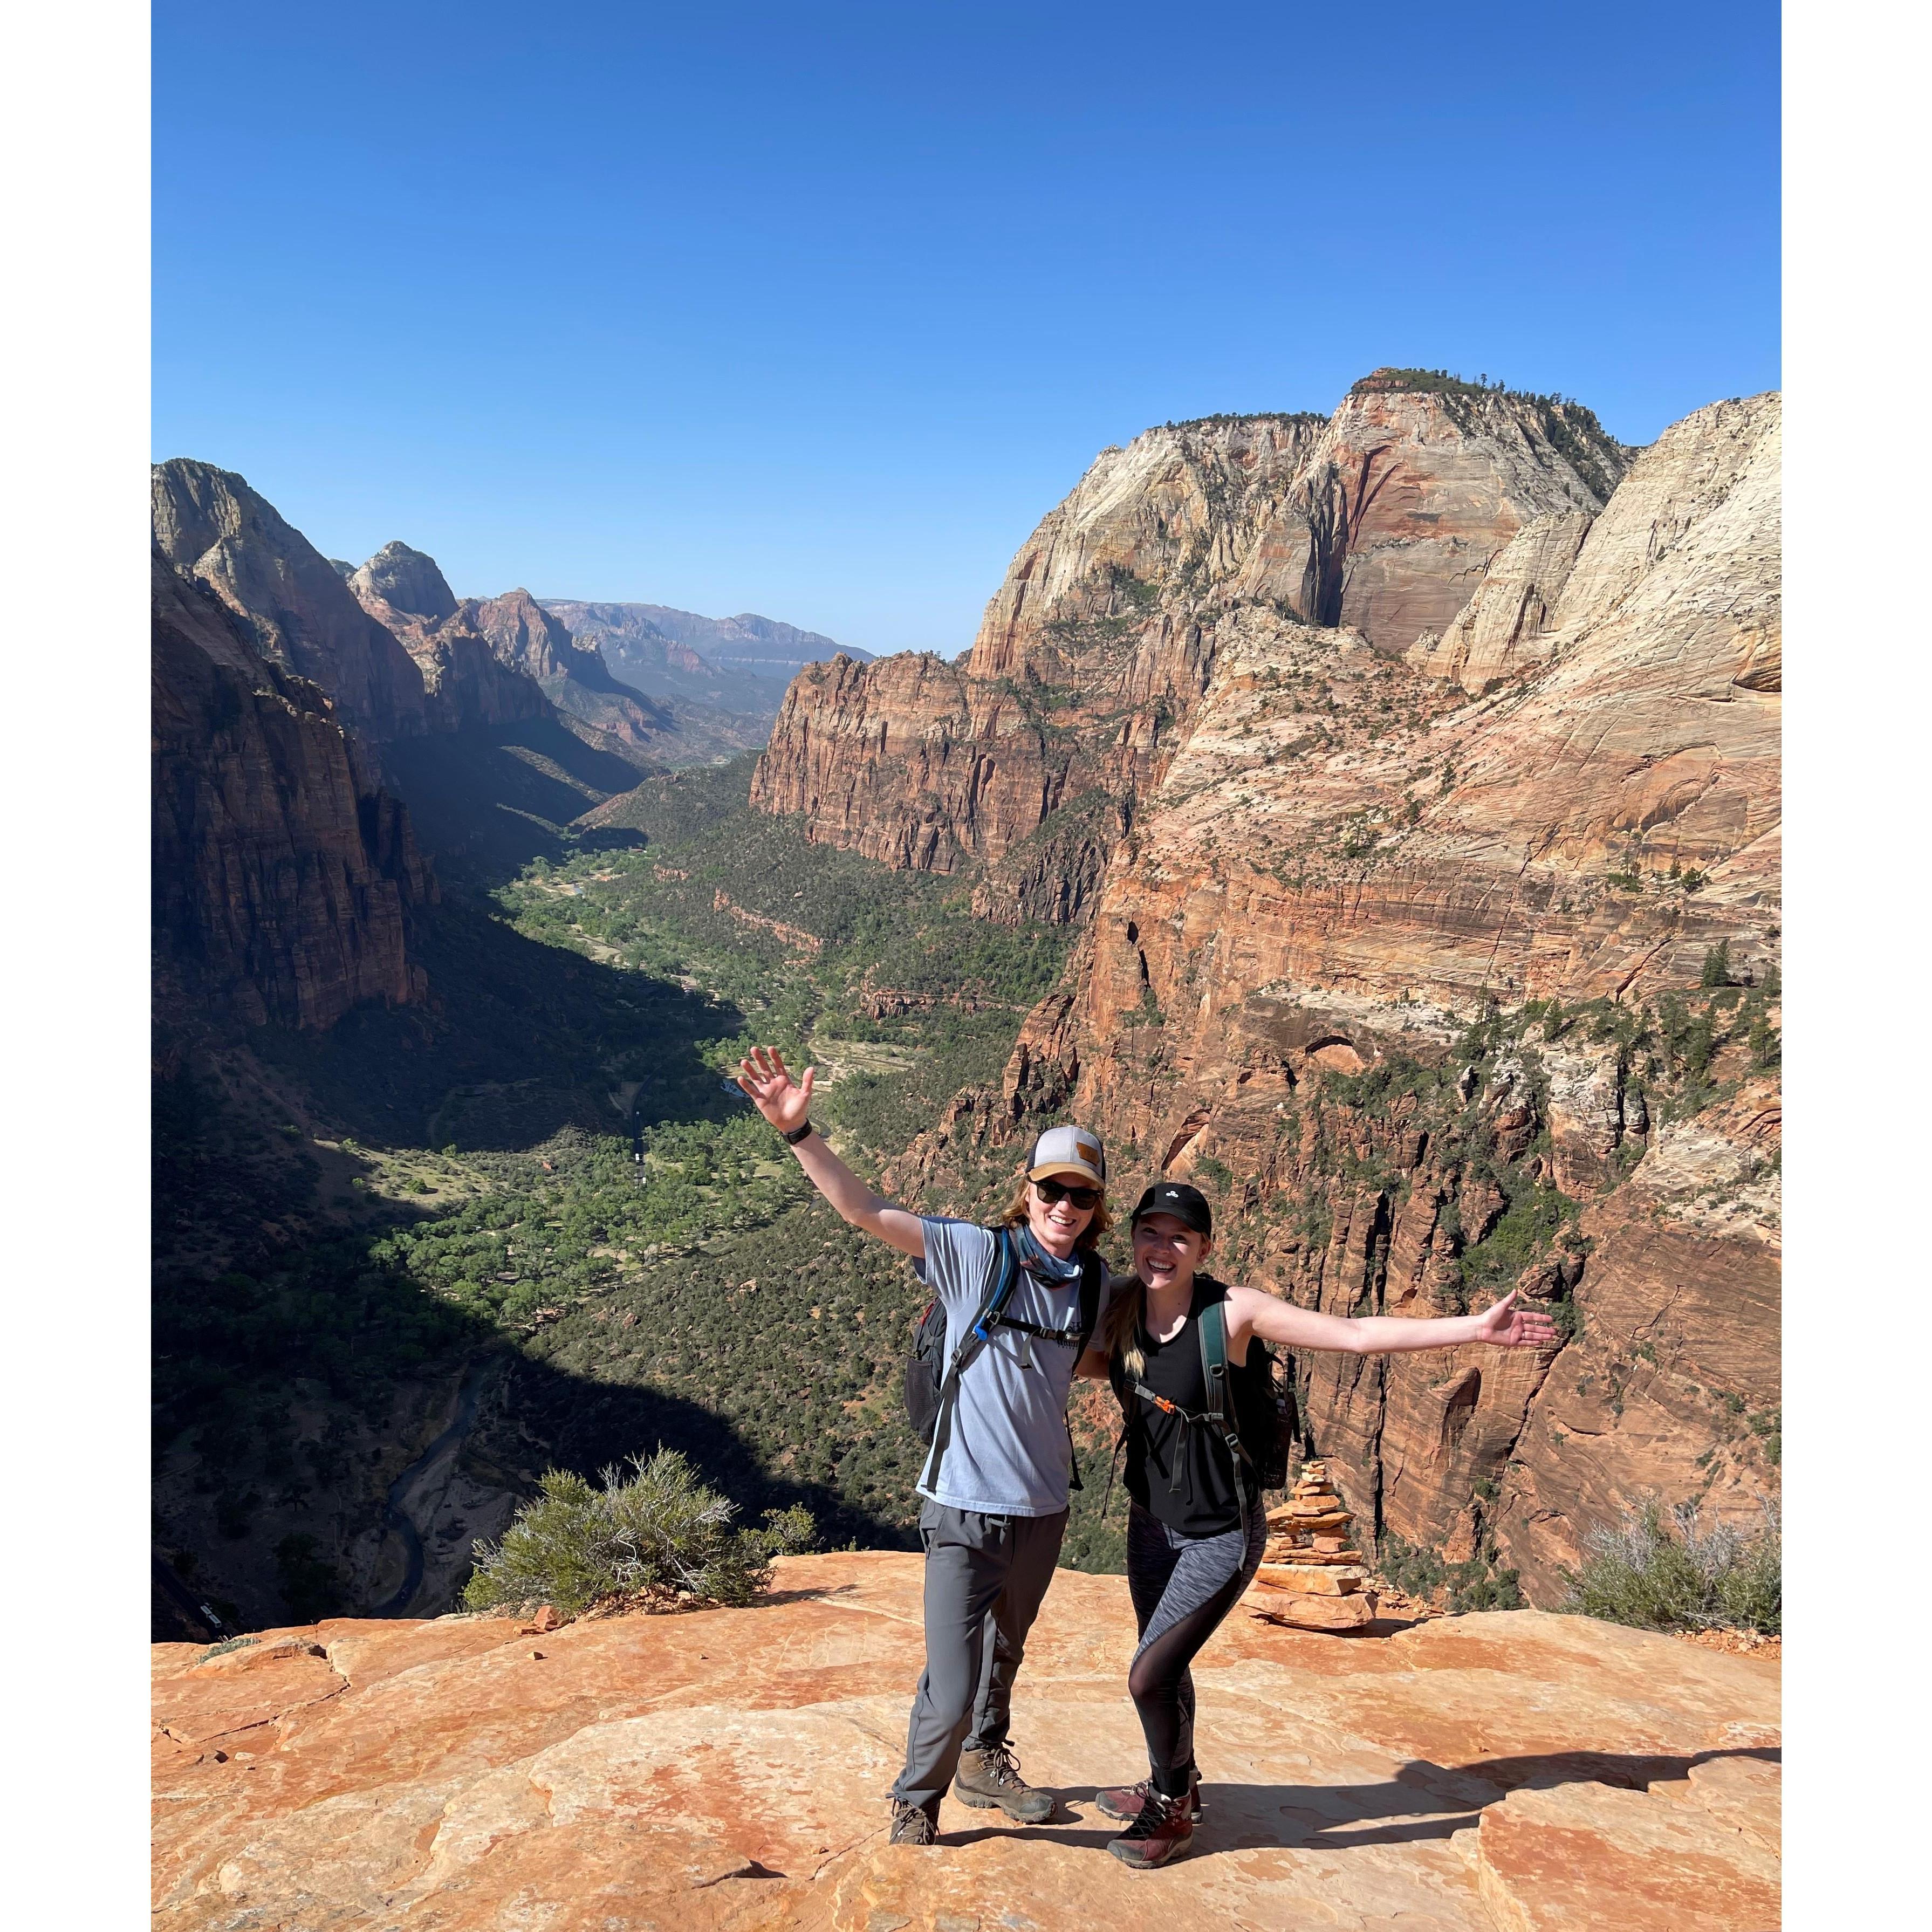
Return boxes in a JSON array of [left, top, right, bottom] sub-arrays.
[[949, 1748, 1783, 1856]]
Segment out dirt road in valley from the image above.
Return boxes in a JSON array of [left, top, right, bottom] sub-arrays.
[[372, 1355, 502, 1615]]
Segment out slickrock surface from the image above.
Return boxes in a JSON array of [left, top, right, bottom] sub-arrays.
[[153, 1553, 1779, 1930]]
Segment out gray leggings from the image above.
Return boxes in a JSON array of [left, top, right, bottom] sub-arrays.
[[1125, 1502, 1268, 1788]]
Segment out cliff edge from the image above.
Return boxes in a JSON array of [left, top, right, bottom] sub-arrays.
[[153, 1552, 1779, 1930]]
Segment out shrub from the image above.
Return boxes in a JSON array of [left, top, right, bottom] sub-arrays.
[[1558, 1497, 1780, 1634], [461, 1449, 814, 1618]]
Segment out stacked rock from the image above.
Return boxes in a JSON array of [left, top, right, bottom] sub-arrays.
[[1245, 1460, 1374, 1631]]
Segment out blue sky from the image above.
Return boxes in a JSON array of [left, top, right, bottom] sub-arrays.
[[153, 2, 1779, 655]]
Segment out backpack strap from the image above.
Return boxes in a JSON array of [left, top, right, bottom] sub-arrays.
[[1198, 1297, 1258, 1545], [920, 1227, 1019, 1492], [1075, 1251, 1105, 1349], [1050, 1250, 1105, 1493]]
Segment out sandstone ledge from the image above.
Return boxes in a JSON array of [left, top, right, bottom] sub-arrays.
[[153, 1552, 1779, 1930]]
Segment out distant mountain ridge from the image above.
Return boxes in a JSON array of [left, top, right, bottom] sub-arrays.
[[541, 600, 868, 752], [545, 601, 866, 677]]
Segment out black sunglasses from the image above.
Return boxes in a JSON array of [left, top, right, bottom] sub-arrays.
[[1033, 1176, 1102, 1210]]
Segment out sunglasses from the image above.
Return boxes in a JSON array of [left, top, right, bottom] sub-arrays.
[[1033, 1177, 1102, 1210]]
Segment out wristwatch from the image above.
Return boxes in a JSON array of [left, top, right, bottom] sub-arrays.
[[781, 1120, 816, 1146]]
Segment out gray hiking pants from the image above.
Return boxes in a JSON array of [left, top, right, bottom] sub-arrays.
[[889, 1500, 1069, 1813]]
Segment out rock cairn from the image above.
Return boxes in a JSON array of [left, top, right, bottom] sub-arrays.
[[1246, 1460, 1374, 1631]]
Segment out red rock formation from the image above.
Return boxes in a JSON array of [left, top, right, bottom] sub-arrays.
[[348, 544, 555, 732], [470, 588, 675, 760], [152, 552, 433, 1031], [880, 393, 1780, 1600], [752, 379, 1631, 915], [152, 461, 431, 739], [1249, 375, 1627, 646]]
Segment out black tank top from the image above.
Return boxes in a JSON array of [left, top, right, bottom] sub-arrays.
[[1120, 1276, 1266, 1537]]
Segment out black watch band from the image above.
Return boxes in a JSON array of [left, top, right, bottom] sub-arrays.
[[781, 1120, 816, 1146]]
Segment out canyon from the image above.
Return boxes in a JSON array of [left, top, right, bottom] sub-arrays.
[[149, 366, 1778, 1642], [759, 372, 1781, 1605]]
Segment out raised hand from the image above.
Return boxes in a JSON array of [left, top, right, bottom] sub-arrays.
[[737, 1044, 814, 1134], [1472, 1288, 1562, 1351]]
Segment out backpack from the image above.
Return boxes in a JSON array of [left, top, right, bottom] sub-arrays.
[[905, 1227, 1106, 1490], [1105, 1283, 1307, 1538]]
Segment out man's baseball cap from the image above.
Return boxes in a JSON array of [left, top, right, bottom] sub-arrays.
[[1131, 1180, 1213, 1238], [1026, 1125, 1107, 1188]]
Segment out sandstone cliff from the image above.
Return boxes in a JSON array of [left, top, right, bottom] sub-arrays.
[[348, 543, 554, 732], [469, 588, 675, 763], [152, 551, 434, 1031], [871, 392, 1779, 1602], [152, 1553, 1780, 1931], [153, 461, 432, 740], [752, 376, 1632, 915]]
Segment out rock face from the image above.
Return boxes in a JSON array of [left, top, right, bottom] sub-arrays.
[[1405, 511, 1594, 694], [752, 377, 1631, 915], [151, 1552, 1780, 1930], [152, 551, 433, 1030], [347, 544, 556, 732], [873, 392, 1780, 1599], [153, 461, 431, 740], [469, 589, 674, 761], [351, 539, 459, 626]]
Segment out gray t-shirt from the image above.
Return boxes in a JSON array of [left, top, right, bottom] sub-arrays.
[[913, 1217, 1108, 1518]]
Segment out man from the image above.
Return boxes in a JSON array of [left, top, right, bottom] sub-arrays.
[[736, 1045, 1112, 1844]]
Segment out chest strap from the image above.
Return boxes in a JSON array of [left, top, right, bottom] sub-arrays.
[[927, 1239, 1103, 1495], [991, 1312, 1090, 1346]]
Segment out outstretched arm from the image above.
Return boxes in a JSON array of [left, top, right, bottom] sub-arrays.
[[737, 1046, 927, 1259], [1229, 1284, 1560, 1358]]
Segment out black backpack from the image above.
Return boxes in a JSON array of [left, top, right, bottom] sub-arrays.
[[905, 1227, 1106, 1489]]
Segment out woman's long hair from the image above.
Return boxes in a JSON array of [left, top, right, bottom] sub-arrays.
[[997, 1180, 1113, 1253], [1098, 1272, 1148, 1380]]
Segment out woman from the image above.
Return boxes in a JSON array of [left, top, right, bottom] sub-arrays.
[[735, 1045, 1113, 1843], [1078, 1178, 1558, 1870]]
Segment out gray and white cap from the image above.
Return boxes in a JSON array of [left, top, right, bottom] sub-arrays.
[[1026, 1124, 1106, 1188]]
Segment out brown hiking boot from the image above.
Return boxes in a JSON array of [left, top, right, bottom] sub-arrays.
[[951, 1743, 1054, 1823], [1097, 1768, 1201, 1823], [888, 1798, 938, 1845], [1107, 1790, 1195, 1869]]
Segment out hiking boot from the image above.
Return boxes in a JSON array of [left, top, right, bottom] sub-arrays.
[[1097, 1767, 1201, 1823], [888, 1798, 938, 1845], [951, 1743, 1055, 1823], [1107, 1789, 1195, 1869]]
